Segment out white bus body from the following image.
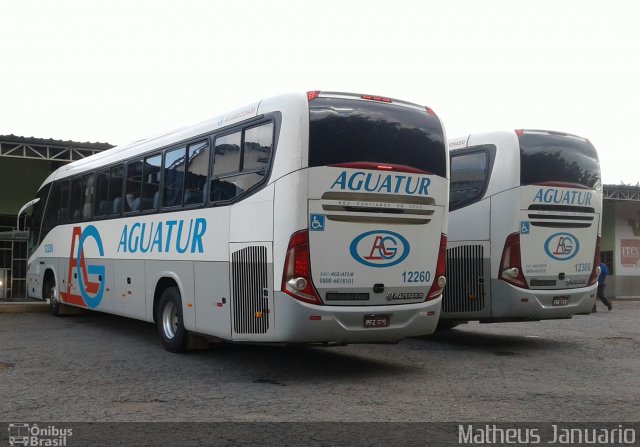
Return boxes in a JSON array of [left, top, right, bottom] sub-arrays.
[[443, 129, 601, 324], [26, 91, 449, 351]]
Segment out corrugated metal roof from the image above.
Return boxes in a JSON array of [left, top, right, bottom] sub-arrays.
[[0, 134, 114, 150]]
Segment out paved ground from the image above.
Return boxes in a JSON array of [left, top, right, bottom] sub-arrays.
[[0, 301, 638, 423]]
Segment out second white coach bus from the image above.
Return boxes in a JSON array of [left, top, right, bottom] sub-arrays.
[[440, 129, 601, 327], [25, 91, 449, 351]]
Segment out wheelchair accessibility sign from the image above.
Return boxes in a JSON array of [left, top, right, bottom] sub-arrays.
[[310, 214, 325, 231], [520, 221, 531, 234]]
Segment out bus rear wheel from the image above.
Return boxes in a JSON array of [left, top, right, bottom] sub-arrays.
[[156, 287, 189, 353]]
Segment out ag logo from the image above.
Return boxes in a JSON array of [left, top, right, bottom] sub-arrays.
[[64, 225, 106, 308], [544, 232, 580, 261], [349, 230, 410, 268]]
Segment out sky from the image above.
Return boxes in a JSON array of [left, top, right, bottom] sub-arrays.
[[1, 0, 639, 184]]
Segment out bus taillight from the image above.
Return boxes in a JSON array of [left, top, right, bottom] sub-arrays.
[[499, 232, 529, 289], [588, 234, 602, 286], [307, 91, 321, 101], [427, 234, 447, 300], [282, 230, 322, 305]]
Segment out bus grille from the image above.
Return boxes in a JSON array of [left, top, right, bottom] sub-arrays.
[[443, 245, 485, 313], [527, 204, 595, 229], [231, 246, 269, 334]]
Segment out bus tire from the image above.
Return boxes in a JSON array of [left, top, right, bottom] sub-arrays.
[[44, 275, 61, 317], [156, 286, 189, 353]]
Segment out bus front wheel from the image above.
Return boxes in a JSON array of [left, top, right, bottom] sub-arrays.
[[156, 287, 189, 353], [44, 276, 61, 317]]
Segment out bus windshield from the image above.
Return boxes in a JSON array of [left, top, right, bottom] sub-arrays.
[[308, 98, 446, 177], [519, 133, 601, 190]]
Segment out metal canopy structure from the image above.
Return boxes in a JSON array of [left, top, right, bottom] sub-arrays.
[[0, 134, 113, 162], [603, 184, 640, 202]]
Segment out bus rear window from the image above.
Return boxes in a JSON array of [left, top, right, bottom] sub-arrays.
[[309, 98, 446, 177], [519, 133, 601, 189]]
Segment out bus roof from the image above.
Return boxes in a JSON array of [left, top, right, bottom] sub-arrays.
[[40, 91, 436, 189], [448, 129, 591, 151], [39, 91, 323, 188]]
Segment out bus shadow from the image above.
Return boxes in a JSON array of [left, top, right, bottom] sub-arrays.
[[70, 312, 417, 382], [407, 327, 571, 356], [192, 343, 415, 383]]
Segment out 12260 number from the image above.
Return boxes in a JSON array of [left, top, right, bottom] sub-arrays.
[[402, 271, 431, 283]]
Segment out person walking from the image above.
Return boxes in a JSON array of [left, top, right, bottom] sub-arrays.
[[593, 261, 613, 312]]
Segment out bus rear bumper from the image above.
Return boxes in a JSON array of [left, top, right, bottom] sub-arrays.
[[266, 292, 442, 344], [490, 281, 597, 319]]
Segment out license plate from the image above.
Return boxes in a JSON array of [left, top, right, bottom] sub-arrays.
[[553, 296, 569, 306], [363, 314, 390, 328]]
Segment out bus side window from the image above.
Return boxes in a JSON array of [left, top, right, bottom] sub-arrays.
[[94, 171, 110, 217], [210, 131, 241, 203], [30, 183, 51, 252], [69, 178, 84, 222], [125, 159, 143, 213], [209, 122, 273, 203], [184, 140, 209, 206], [142, 154, 162, 211], [450, 150, 489, 209], [109, 164, 124, 216], [243, 122, 273, 174], [58, 181, 70, 224], [82, 173, 94, 221], [163, 147, 186, 208], [40, 182, 59, 242]]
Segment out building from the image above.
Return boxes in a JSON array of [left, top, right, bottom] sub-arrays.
[[602, 184, 640, 298], [0, 135, 113, 299]]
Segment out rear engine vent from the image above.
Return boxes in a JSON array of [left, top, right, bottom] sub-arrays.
[[231, 246, 269, 334], [442, 245, 485, 313], [321, 192, 435, 225], [527, 204, 595, 229]]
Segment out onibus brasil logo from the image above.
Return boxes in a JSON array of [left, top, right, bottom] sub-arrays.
[[8, 423, 73, 446], [544, 232, 580, 261], [59, 225, 105, 308], [350, 230, 410, 268]]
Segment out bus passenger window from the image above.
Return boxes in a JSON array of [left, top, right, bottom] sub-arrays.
[[209, 123, 272, 203], [243, 122, 273, 172], [184, 140, 209, 206], [109, 165, 124, 215], [142, 154, 161, 211], [69, 178, 84, 222], [42, 182, 61, 239], [82, 174, 94, 220], [125, 160, 143, 212], [58, 181, 70, 224], [450, 150, 489, 208], [94, 171, 110, 217], [210, 131, 241, 203], [163, 147, 186, 207]]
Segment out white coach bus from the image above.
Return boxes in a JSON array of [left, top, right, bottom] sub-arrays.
[[440, 129, 601, 328], [25, 91, 449, 351]]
